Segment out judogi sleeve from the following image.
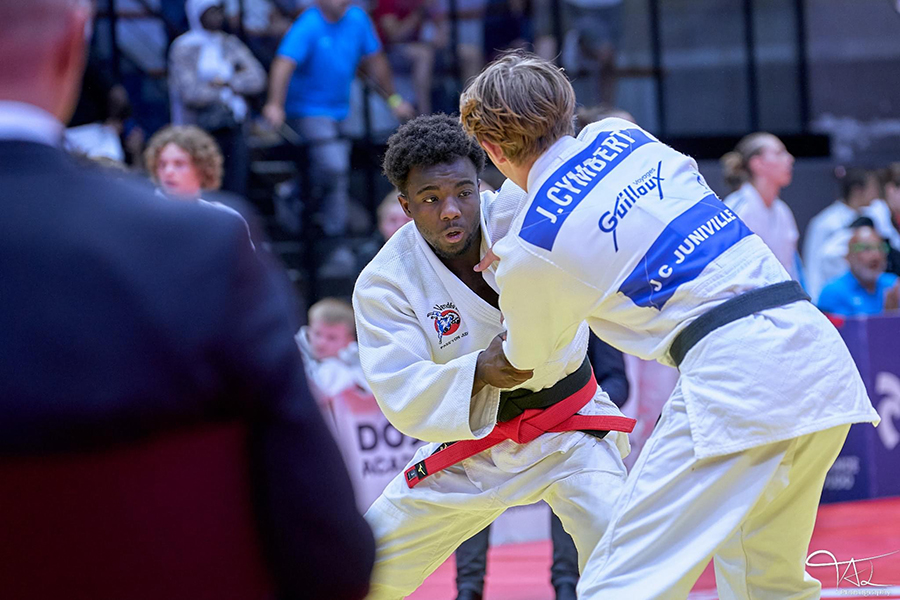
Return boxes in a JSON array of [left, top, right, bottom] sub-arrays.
[[353, 274, 501, 443], [494, 243, 599, 371]]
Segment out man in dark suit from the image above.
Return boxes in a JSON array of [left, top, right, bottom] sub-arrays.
[[0, 1, 374, 598]]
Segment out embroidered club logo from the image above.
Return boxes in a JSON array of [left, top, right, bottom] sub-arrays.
[[427, 303, 461, 343]]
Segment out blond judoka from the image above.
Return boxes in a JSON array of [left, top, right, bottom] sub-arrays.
[[461, 52, 880, 599]]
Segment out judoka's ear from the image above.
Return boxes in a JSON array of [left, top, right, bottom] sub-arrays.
[[397, 192, 412, 217], [480, 140, 507, 167]]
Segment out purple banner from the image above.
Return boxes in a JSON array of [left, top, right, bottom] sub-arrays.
[[822, 315, 900, 503], [861, 315, 900, 498]]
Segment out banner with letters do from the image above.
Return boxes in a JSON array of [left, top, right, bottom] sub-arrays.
[[821, 314, 900, 503], [328, 388, 424, 513]]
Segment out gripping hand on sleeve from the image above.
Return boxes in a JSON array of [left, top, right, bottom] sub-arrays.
[[473, 333, 533, 396]]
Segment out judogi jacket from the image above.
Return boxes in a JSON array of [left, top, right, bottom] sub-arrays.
[[491, 118, 879, 458], [353, 185, 628, 456]]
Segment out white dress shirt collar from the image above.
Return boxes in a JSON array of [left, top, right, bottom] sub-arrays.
[[0, 100, 64, 146]]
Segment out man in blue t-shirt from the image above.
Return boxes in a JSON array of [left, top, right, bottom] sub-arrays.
[[818, 225, 900, 316], [263, 0, 414, 240]]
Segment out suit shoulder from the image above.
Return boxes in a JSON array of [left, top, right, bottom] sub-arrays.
[[70, 170, 253, 261]]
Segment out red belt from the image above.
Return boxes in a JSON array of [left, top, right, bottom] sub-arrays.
[[404, 370, 636, 488]]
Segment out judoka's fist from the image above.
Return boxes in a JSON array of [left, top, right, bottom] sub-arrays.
[[475, 333, 534, 390]]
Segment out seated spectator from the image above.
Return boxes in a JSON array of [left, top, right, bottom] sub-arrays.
[[817, 225, 900, 317], [295, 298, 370, 402], [884, 163, 900, 230], [373, 0, 435, 114], [881, 163, 900, 276], [721, 132, 802, 281], [355, 189, 413, 273], [144, 125, 253, 238], [295, 297, 419, 513], [169, 0, 267, 196], [145, 125, 223, 200], [67, 85, 144, 166], [377, 189, 414, 240], [803, 168, 895, 301]]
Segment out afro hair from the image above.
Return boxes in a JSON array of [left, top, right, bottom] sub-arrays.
[[382, 113, 486, 195]]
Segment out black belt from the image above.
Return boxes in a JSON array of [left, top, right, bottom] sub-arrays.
[[497, 357, 608, 439], [498, 357, 593, 421], [430, 358, 604, 459], [669, 281, 810, 368]]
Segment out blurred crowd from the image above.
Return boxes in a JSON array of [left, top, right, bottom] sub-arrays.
[[719, 138, 900, 319], [68, 0, 899, 322], [68, 0, 626, 286]]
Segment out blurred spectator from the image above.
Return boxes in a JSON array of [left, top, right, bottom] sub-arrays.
[[295, 297, 370, 402], [145, 125, 224, 200], [295, 297, 417, 514], [373, 0, 435, 114], [377, 189, 414, 240], [561, 0, 622, 104], [883, 163, 900, 232], [263, 0, 414, 272], [880, 163, 900, 277], [721, 132, 802, 281], [144, 124, 257, 242], [223, 0, 295, 66], [68, 63, 145, 167], [355, 188, 413, 272], [818, 225, 900, 316], [803, 168, 895, 301], [169, 0, 267, 197], [432, 0, 487, 82]]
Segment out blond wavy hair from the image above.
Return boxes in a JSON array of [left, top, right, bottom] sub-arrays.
[[144, 125, 224, 190], [460, 51, 576, 165]]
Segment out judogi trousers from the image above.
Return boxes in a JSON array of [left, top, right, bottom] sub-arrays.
[[577, 383, 850, 599], [364, 432, 627, 600]]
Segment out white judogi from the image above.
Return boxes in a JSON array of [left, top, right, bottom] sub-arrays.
[[353, 187, 629, 600], [724, 181, 801, 281], [490, 118, 880, 599]]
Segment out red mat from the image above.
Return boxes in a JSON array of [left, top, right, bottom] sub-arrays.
[[408, 496, 900, 599]]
